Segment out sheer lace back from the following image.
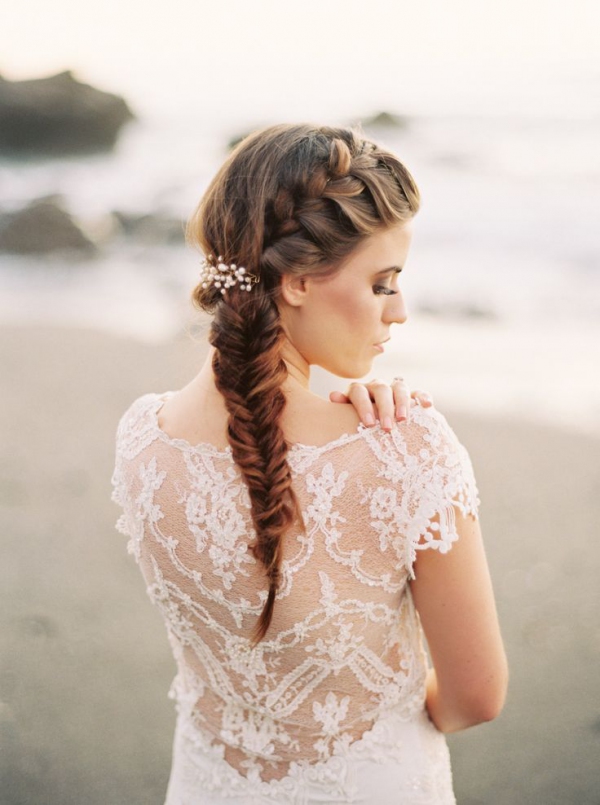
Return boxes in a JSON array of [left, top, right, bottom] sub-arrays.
[[111, 393, 479, 785]]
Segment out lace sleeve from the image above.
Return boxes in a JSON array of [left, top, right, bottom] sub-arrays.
[[110, 419, 134, 542], [110, 458, 131, 539], [110, 393, 161, 549], [389, 406, 480, 578]]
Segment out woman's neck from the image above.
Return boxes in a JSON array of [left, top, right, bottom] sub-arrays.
[[196, 347, 312, 398]]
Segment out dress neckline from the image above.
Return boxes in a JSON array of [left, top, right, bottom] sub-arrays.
[[148, 391, 373, 459]]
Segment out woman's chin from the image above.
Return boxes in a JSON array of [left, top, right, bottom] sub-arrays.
[[326, 360, 373, 381]]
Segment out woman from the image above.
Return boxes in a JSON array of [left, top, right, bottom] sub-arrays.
[[112, 124, 507, 804]]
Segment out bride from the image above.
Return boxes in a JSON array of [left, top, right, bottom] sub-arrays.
[[112, 123, 507, 804]]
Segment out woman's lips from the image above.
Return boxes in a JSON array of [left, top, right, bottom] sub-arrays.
[[373, 338, 390, 353]]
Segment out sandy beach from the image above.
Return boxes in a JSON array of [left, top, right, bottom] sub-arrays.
[[1, 324, 599, 805]]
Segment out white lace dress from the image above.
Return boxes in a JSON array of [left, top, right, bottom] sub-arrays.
[[111, 392, 480, 805]]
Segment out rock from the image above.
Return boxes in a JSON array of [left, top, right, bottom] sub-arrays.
[[227, 131, 253, 151], [0, 71, 134, 155], [460, 303, 497, 321], [113, 211, 186, 245], [360, 111, 410, 130], [0, 197, 97, 255]]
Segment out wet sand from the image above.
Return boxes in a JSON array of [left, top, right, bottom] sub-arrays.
[[0, 325, 599, 805]]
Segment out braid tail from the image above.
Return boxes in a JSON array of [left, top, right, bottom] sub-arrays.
[[210, 292, 302, 643]]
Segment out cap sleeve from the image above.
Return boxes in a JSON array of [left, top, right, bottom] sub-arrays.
[[389, 406, 480, 577], [110, 393, 162, 550]]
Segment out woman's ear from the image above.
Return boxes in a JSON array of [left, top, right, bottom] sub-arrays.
[[279, 274, 307, 307]]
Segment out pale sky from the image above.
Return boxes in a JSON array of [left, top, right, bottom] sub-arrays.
[[1, 0, 598, 121]]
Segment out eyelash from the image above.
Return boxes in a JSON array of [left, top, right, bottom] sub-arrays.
[[373, 270, 402, 295]]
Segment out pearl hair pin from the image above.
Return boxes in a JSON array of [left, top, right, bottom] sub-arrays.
[[199, 254, 259, 294]]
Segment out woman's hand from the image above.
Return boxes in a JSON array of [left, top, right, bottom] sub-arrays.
[[329, 377, 433, 431]]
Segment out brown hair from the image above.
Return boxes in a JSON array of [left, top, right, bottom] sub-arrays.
[[188, 124, 420, 642]]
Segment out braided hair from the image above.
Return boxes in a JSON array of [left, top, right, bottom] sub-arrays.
[[188, 124, 420, 642]]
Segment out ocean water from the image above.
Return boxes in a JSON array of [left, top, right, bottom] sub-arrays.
[[1, 104, 599, 436]]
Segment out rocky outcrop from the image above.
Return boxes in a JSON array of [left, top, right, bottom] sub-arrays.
[[0, 199, 188, 256], [0, 197, 97, 255], [360, 111, 410, 129], [113, 211, 186, 245], [227, 130, 252, 151], [0, 71, 134, 155]]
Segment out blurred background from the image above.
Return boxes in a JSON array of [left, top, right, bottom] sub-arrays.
[[1, 0, 599, 430], [0, 1, 599, 803]]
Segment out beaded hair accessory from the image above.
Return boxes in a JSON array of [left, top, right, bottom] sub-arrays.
[[199, 254, 259, 295]]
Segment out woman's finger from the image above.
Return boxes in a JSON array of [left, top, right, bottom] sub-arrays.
[[330, 380, 426, 430], [387, 376, 411, 424], [344, 382, 378, 427], [362, 378, 397, 431], [329, 391, 350, 404], [410, 388, 434, 408]]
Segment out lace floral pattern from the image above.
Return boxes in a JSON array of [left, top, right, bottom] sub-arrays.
[[111, 392, 479, 803]]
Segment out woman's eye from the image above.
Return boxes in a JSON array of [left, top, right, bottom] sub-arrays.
[[373, 285, 398, 296]]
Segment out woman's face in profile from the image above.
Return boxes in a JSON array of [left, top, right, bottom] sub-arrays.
[[279, 221, 413, 379]]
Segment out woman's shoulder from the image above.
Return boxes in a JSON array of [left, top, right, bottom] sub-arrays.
[[114, 391, 169, 459], [358, 404, 478, 497], [118, 390, 164, 417], [402, 403, 467, 451], [285, 395, 467, 458], [357, 403, 468, 458], [283, 392, 362, 447]]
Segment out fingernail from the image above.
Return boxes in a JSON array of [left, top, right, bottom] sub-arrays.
[[383, 416, 393, 431], [365, 413, 376, 426], [396, 405, 407, 421]]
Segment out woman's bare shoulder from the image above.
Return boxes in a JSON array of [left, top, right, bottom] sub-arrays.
[[282, 391, 362, 447]]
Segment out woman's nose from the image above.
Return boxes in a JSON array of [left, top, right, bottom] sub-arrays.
[[384, 290, 407, 324]]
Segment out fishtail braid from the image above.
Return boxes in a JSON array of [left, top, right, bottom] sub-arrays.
[[208, 288, 302, 643]]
